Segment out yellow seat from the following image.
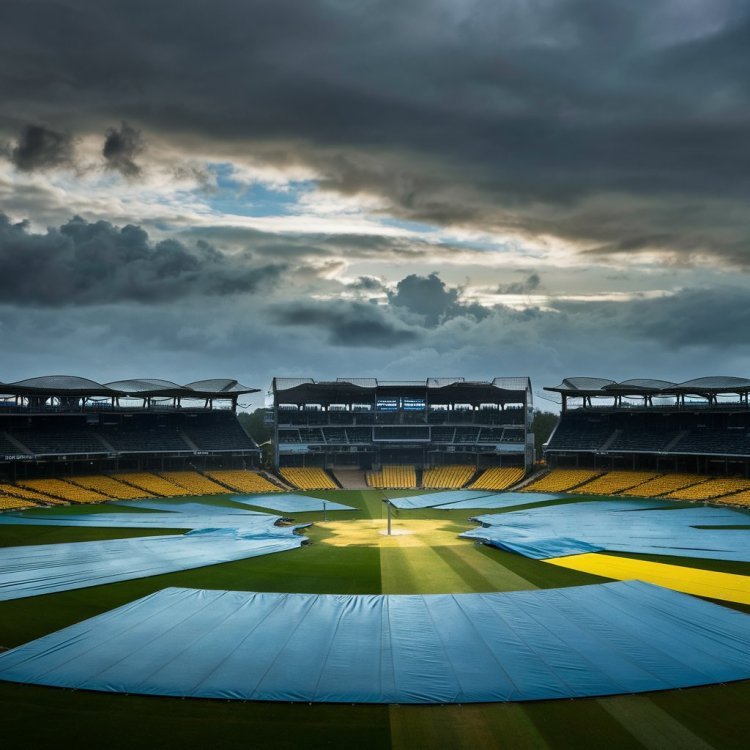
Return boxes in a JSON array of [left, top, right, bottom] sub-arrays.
[[468, 467, 525, 491], [279, 468, 337, 490]]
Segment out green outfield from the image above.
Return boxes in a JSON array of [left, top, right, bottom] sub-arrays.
[[1, 490, 749, 749]]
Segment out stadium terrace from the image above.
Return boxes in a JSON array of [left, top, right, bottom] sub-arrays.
[[271, 377, 533, 482], [545, 376, 750, 475], [0, 375, 262, 480]]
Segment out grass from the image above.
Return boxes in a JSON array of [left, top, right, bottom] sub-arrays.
[[0, 489, 749, 748]]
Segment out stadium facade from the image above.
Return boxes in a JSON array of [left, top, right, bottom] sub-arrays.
[[544, 376, 750, 474], [270, 377, 534, 472], [0, 376, 261, 481]]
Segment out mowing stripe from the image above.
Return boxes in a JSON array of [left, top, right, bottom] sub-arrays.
[[546, 553, 750, 604], [598, 695, 715, 750], [390, 704, 550, 750]]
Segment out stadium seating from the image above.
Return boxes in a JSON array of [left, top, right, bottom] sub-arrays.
[[279, 468, 337, 490], [0, 492, 38, 511], [115, 473, 193, 497], [204, 470, 282, 493], [670, 428, 750, 456], [522, 469, 602, 492], [69, 475, 151, 500], [98, 427, 192, 453], [574, 471, 660, 495], [545, 420, 615, 452], [366, 465, 417, 489], [666, 476, 750, 501], [0, 432, 28, 455], [468, 467, 525, 491], [158, 471, 228, 495], [183, 416, 257, 451], [608, 427, 682, 453], [17, 478, 108, 504], [0, 483, 66, 504], [10, 430, 108, 455], [719, 489, 750, 508], [620, 473, 709, 497], [422, 465, 475, 489]]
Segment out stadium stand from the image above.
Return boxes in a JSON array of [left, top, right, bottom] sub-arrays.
[[158, 471, 228, 495], [522, 469, 602, 493], [720, 489, 750, 508], [0, 491, 37, 511], [10, 430, 108, 455], [0, 376, 262, 488], [574, 470, 660, 495], [272, 377, 533, 476], [99, 425, 192, 453], [468, 466, 525, 491], [69, 475, 151, 500], [17, 478, 108, 504], [666, 476, 750, 501], [422, 465, 475, 489], [0, 483, 65, 505], [545, 418, 615, 452], [0, 432, 28, 456], [279, 467, 337, 490], [544, 377, 750, 470], [115, 473, 193, 497], [183, 413, 258, 452], [367, 465, 417, 489], [204, 470, 282, 494], [620, 473, 709, 497]]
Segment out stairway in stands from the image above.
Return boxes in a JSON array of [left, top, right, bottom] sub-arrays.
[[332, 469, 369, 489]]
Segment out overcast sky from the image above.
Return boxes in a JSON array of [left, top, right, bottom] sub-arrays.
[[2, 0, 749, 409]]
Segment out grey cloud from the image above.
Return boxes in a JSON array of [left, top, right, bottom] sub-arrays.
[[389, 272, 490, 326], [9, 124, 74, 172], [0, 214, 285, 305], [103, 121, 143, 176], [497, 272, 541, 295], [2, 2, 749, 259], [349, 276, 385, 292], [271, 300, 420, 348]]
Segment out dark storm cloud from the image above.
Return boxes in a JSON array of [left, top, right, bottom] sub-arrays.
[[0, 214, 285, 305], [389, 272, 490, 325], [8, 124, 74, 172], [389, 272, 459, 325], [2, 1, 749, 259], [102, 121, 143, 176], [549, 286, 750, 351], [271, 300, 419, 348]]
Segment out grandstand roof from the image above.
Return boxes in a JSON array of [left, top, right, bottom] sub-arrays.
[[546, 376, 750, 397], [666, 376, 750, 393], [273, 377, 531, 405], [545, 377, 617, 396], [8, 375, 116, 396], [1, 376, 259, 399]]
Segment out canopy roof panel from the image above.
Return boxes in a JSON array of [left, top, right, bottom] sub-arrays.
[[2, 375, 258, 399], [669, 376, 750, 392], [273, 377, 531, 405], [546, 376, 750, 397]]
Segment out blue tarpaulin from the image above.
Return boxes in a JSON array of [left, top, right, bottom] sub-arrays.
[[388, 490, 493, 509], [389, 490, 562, 510], [435, 491, 565, 510], [1, 581, 749, 703], [462, 500, 750, 561], [233, 493, 356, 513], [0, 504, 277, 532], [0, 525, 305, 601]]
